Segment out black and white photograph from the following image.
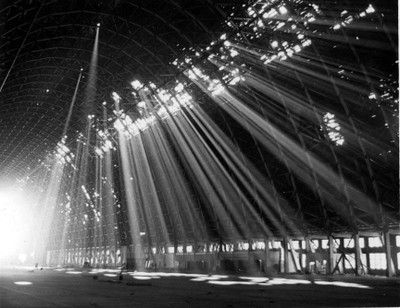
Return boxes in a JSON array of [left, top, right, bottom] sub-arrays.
[[0, 0, 398, 307]]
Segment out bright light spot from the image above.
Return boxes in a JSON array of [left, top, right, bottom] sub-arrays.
[[157, 89, 171, 103], [208, 80, 225, 96], [133, 276, 153, 280], [112, 92, 121, 103], [137, 101, 146, 109], [14, 281, 33, 285], [0, 188, 36, 263], [114, 118, 125, 132], [174, 83, 185, 93], [271, 41, 278, 48], [314, 280, 372, 289], [278, 6, 288, 14], [333, 24, 341, 30], [228, 76, 242, 85], [239, 276, 269, 283], [263, 8, 277, 19], [230, 49, 238, 57], [294, 45, 302, 52], [191, 276, 222, 282], [302, 39, 312, 47], [276, 22, 285, 29], [131, 80, 143, 90], [66, 271, 82, 275], [209, 280, 256, 286], [365, 4, 375, 14], [18, 253, 27, 263], [264, 278, 311, 286], [95, 147, 103, 157], [323, 112, 344, 146]]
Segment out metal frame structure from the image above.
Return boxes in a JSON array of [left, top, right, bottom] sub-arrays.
[[0, 0, 398, 276]]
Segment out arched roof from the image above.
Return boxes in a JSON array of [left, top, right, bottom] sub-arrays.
[[0, 0, 398, 242]]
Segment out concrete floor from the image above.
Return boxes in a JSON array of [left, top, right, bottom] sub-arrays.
[[0, 267, 399, 307]]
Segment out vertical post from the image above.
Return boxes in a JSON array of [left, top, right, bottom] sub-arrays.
[[392, 237, 399, 274], [384, 231, 393, 277], [283, 237, 289, 273], [354, 233, 362, 276], [365, 237, 371, 273], [264, 238, 270, 274], [305, 236, 311, 274], [288, 239, 301, 272], [248, 239, 252, 272], [340, 238, 345, 273], [120, 245, 127, 267], [328, 235, 335, 274]]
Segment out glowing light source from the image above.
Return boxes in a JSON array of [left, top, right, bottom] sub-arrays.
[[137, 101, 146, 109], [112, 92, 121, 103], [365, 4, 375, 14], [208, 79, 225, 96], [278, 6, 288, 14], [131, 80, 143, 90], [230, 49, 238, 57], [323, 112, 345, 146], [0, 188, 35, 262], [55, 138, 75, 164]]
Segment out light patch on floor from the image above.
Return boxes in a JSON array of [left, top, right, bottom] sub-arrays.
[[314, 280, 372, 289], [14, 281, 33, 285], [66, 271, 82, 275]]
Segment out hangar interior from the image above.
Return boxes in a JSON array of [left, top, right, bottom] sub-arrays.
[[0, 0, 398, 282]]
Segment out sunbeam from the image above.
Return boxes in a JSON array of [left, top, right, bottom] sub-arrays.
[[18, 2, 397, 280]]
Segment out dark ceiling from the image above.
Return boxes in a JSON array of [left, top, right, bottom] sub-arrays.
[[0, 0, 398, 240]]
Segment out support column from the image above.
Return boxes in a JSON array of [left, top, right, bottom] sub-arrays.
[[120, 245, 127, 267], [288, 239, 301, 272], [283, 237, 289, 273], [264, 238, 270, 274], [384, 231, 393, 277], [340, 238, 345, 273], [305, 236, 311, 274], [354, 233, 362, 276], [328, 235, 335, 274], [248, 239, 253, 272]]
